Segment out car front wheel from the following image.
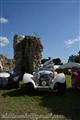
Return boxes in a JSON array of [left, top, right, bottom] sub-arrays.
[[25, 82, 34, 92], [54, 82, 66, 93]]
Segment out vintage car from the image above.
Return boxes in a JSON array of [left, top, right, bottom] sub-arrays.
[[23, 60, 66, 93], [0, 71, 19, 88]]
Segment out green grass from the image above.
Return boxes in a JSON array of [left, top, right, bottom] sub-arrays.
[[0, 75, 80, 120], [66, 75, 72, 88]]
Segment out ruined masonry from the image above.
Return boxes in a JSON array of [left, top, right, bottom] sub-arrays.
[[13, 34, 43, 76]]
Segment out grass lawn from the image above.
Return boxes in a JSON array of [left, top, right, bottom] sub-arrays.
[[0, 75, 80, 120]]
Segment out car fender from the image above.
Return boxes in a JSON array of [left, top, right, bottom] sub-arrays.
[[23, 73, 36, 88], [0, 72, 10, 78], [50, 73, 66, 89], [54, 73, 65, 83]]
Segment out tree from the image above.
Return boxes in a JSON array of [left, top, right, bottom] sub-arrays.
[[52, 58, 63, 65], [78, 51, 80, 56], [68, 55, 75, 62], [41, 57, 51, 64], [68, 51, 80, 63]]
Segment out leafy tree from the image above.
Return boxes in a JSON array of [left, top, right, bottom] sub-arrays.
[[52, 58, 63, 65], [68, 51, 80, 63]]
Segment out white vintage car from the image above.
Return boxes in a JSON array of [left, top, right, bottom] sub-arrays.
[[23, 60, 66, 93]]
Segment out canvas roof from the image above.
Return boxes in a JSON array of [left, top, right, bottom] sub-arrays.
[[59, 62, 80, 69]]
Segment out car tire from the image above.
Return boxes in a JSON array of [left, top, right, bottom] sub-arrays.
[[25, 82, 34, 92], [54, 82, 66, 93]]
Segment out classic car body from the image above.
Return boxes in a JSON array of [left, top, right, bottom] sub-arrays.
[[23, 60, 66, 93], [0, 71, 19, 88]]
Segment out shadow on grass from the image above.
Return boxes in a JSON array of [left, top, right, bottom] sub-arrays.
[[40, 88, 80, 120], [2, 87, 80, 120]]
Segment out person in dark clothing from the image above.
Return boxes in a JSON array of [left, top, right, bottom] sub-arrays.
[[76, 70, 80, 90]]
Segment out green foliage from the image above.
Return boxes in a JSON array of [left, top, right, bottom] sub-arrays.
[[53, 58, 63, 65], [65, 75, 72, 88], [68, 51, 80, 63], [0, 54, 14, 70]]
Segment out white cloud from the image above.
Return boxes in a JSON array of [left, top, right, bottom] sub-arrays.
[[0, 36, 9, 47], [64, 36, 80, 47], [0, 17, 8, 24]]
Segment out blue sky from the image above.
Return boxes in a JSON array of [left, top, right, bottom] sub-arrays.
[[0, 0, 80, 63]]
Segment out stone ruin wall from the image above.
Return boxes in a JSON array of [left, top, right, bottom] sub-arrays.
[[13, 34, 43, 76]]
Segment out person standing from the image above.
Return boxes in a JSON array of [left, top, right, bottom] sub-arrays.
[[71, 69, 78, 90], [76, 70, 80, 90]]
